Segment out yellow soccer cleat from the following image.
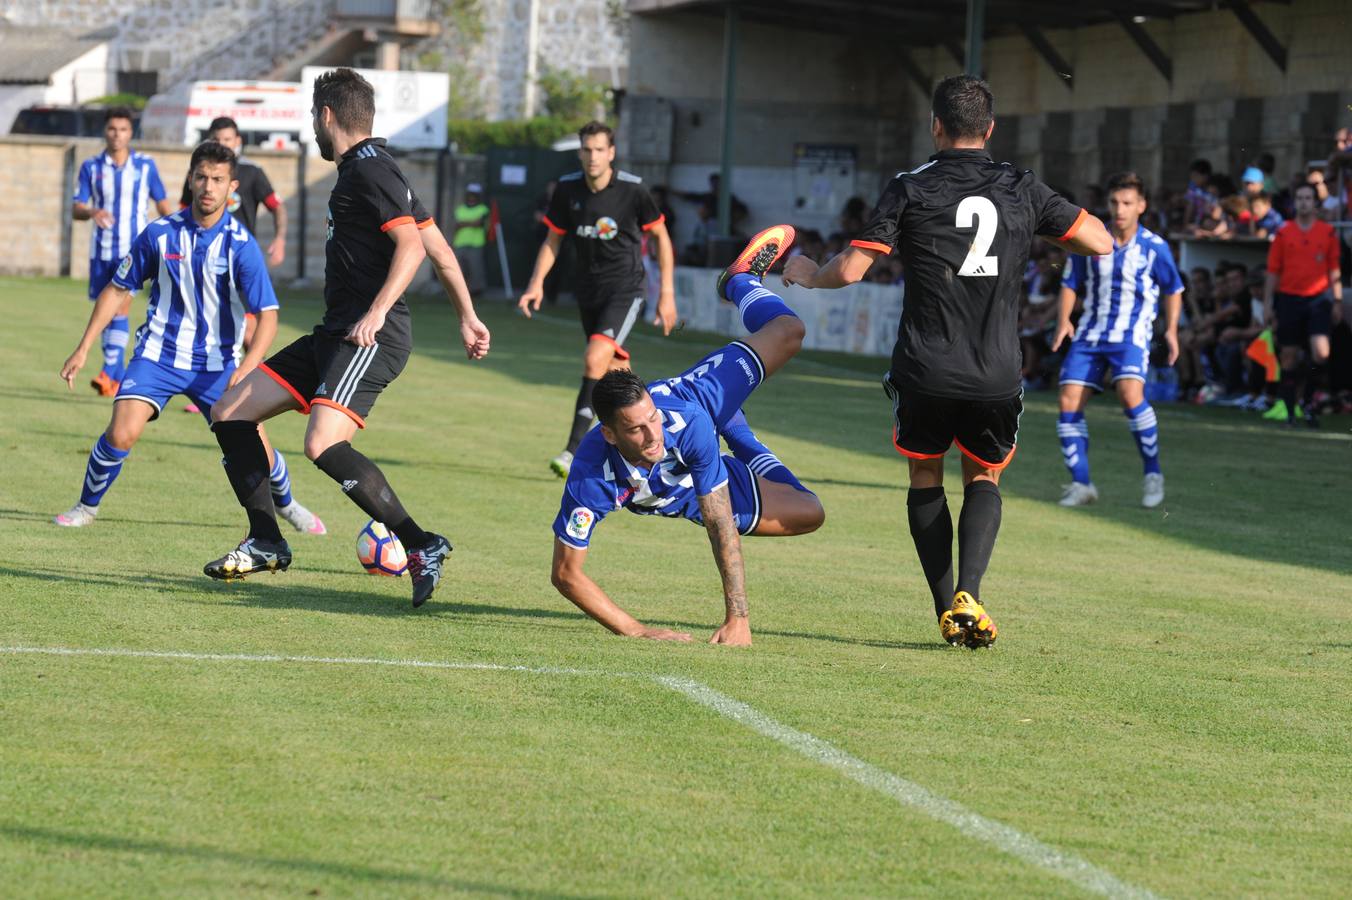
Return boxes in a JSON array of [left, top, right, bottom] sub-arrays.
[[939, 591, 998, 649]]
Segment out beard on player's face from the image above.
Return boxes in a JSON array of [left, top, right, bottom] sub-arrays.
[[314, 111, 335, 161]]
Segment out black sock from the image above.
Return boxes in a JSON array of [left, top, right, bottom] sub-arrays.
[[313, 441, 432, 550], [1279, 369, 1299, 418], [565, 377, 600, 454], [1304, 362, 1325, 409], [956, 481, 1003, 601], [907, 486, 953, 618], [213, 421, 283, 543]]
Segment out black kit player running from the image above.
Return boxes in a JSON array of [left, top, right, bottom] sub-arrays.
[[784, 75, 1111, 648], [519, 121, 676, 479], [205, 69, 459, 607]]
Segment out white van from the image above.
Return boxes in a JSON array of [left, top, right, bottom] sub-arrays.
[[141, 81, 306, 149]]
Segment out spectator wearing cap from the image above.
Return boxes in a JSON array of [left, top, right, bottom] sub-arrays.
[[454, 183, 490, 297], [1241, 167, 1265, 198]]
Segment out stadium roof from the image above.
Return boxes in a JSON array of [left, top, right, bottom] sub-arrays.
[[0, 26, 115, 86]]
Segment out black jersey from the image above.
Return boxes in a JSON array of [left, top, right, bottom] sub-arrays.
[[322, 137, 431, 348], [853, 149, 1087, 400], [179, 158, 278, 237], [544, 169, 664, 301]]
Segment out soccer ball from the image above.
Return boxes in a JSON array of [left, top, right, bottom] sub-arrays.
[[356, 520, 407, 577]]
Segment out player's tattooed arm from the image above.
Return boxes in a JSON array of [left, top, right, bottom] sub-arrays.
[[60, 284, 133, 389], [698, 485, 752, 646], [551, 540, 691, 642]]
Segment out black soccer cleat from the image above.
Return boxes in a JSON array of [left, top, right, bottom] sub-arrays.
[[204, 537, 293, 581], [407, 533, 453, 608], [715, 224, 796, 302]]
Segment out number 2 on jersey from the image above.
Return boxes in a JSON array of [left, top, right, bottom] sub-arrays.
[[955, 196, 998, 277]]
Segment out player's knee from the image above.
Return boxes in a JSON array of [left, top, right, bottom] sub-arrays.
[[773, 314, 806, 351], [798, 495, 826, 534], [303, 434, 337, 462], [105, 423, 139, 451]]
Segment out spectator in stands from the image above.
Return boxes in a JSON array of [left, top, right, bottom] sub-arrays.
[[452, 183, 489, 298], [1209, 263, 1256, 397], [839, 196, 868, 238], [1185, 158, 1217, 228], [675, 173, 748, 237], [1256, 152, 1278, 194], [1175, 267, 1214, 400], [1250, 193, 1283, 239], [1305, 168, 1342, 221], [1018, 244, 1066, 390], [1241, 167, 1265, 198]]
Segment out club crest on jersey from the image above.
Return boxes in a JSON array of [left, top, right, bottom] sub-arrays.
[[566, 507, 595, 540], [576, 216, 619, 240]]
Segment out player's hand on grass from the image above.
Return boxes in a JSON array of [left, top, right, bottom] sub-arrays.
[[637, 626, 692, 642], [60, 348, 88, 389], [266, 237, 286, 268], [92, 209, 114, 229], [709, 616, 751, 647], [460, 317, 491, 361], [517, 285, 543, 318], [782, 255, 818, 289], [654, 290, 677, 335], [346, 308, 386, 347], [1050, 320, 1075, 352]]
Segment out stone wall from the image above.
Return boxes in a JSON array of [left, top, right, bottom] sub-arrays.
[[0, 135, 455, 292]]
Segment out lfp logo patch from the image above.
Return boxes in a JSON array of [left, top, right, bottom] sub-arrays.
[[566, 507, 595, 540]]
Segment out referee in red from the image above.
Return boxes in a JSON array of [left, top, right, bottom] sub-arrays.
[[1263, 182, 1343, 427]]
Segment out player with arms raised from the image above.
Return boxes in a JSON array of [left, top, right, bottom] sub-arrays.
[[552, 226, 823, 646], [202, 68, 491, 607], [784, 75, 1112, 648], [72, 107, 173, 396]]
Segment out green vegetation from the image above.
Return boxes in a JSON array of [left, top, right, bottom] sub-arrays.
[[1, 277, 1349, 896]]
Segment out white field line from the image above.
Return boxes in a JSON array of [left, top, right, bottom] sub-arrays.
[[1, 646, 1157, 899]]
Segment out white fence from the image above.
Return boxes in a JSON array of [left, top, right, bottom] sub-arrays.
[[672, 267, 903, 357]]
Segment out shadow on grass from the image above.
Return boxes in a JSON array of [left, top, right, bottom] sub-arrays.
[[0, 823, 583, 897], [0, 508, 223, 530]]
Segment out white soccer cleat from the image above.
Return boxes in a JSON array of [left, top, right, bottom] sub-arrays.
[[277, 501, 327, 535], [1142, 473, 1165, 509], [1058, 482, 1099, 507], [550, 450, 574, 479], [53, 502, 98, 527]]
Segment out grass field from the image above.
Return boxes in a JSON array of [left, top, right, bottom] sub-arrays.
[[1, 275, 1350, 898]]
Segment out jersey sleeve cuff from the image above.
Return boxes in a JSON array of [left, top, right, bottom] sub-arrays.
[[1057, 208, 1089, 242], [554, 533, 589, 550], [641, 213, 666, 231], [701, 478, 730, 496], [542, 215, 566, 236], [380, 215, 416, 232], [417, 217, 436, 230], [850, 239, 892, 254], [263, 193, 281, 211]]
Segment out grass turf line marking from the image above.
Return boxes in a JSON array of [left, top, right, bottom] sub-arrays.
[[657, 675, 1159, 900], [2, 646, 1156, 899]]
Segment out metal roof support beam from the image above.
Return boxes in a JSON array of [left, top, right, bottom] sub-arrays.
[[896, 48, 932, 98], [1227, 0, 1287, 72], [717, 4, 738, 238], [964, 0, 986, 75], [1114, 12, 1172, 82], [1019, 23, 1074, 89]]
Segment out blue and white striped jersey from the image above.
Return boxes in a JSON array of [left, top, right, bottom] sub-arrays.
[[112, 210, 277, 372], [1063, 225, 1184, 346], [74, 151, 167, 263], [553, 388, 730, 549]]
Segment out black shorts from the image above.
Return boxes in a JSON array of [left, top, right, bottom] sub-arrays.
[[1274, 293, 1332, 347], [579, 294, 644, 360], [260, 330, 409, 428], [883, 373, 1022, 470]]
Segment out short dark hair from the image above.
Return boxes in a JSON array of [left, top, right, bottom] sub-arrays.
[[578, 120, 614, 146], [1295, 182, 1317, 200], [931, 75, 993, 141], [189, 140, 238, 180], [1189, 158, 1213, 176], [1251, 191, 1271, 204], [1105, 171, 1147, 197], [104, 106, 134, 126], [593, 369, 649, 426], [313, 68, 375, 134], [208, 116, 239, 135]]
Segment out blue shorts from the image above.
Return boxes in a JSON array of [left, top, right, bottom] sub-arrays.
[[724, 455, 764, 536], [115, 355, 234, 422], [88, 257, 123, 300], [1059, 340, 1149, 392], [651, 340, 766, 431]]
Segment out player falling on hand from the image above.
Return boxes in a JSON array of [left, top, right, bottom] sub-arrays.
[[551, 226, 823, 646], [55, 141, 324, 535]]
